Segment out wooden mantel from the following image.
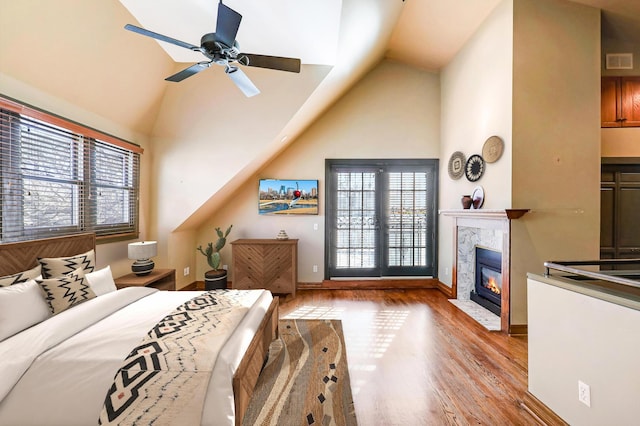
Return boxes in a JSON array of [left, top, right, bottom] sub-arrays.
[[439, 209, 530, 220], [439, 208, 529, 333]]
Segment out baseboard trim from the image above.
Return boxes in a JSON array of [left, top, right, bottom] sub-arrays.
[[297, 278, 440, 290], [436, 280, 454, 298], [521, 391, 568, 426], [509, 324, 528, 336]]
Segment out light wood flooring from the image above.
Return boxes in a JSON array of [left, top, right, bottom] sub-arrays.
[[277, 289, 539, 426]]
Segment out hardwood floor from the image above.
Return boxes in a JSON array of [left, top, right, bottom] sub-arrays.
[[277, 289, 540, 426]]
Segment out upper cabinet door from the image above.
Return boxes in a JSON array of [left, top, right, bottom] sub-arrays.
[[620, 77, 640, 127], [602, 76, 640, 128], [601, 77, 621, 127]]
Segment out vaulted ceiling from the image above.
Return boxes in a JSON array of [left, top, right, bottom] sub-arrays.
[[114, 0, 640, 141], [2, 0, 638, 147]]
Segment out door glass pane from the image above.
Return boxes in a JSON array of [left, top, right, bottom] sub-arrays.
[[334, 171, 377, 269], [387, 172, 428, 268]]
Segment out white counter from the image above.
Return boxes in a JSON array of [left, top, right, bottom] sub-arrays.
[[527, 273, 640, 425]]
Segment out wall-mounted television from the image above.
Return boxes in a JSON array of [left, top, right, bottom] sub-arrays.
[[258, 179, 318, 215]]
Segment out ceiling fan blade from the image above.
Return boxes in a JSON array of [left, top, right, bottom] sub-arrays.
[[165, 62, 210, 82], [225, 67, 260, 97], [216, 2, 242, 48], [240, 54, 301, 73], [125, 24, 200, 51]]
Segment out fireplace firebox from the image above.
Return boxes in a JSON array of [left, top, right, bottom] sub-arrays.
[[470, 246, 502, 316]]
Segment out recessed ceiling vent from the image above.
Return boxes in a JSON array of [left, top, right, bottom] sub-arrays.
[[606, 53, 633, 70]]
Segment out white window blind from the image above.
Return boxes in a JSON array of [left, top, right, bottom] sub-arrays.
[[0, 99, 140, 243]]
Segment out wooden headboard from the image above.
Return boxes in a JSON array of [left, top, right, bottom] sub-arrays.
[[0, 233, 96, 277]]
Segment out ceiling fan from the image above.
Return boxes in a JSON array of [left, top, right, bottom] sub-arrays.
[[125, 0, 301, 97]]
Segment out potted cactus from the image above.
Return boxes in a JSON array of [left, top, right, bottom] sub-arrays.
[[197, 225, 232, 290]]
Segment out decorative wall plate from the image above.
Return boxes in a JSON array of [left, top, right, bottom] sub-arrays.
[[471, 186, 484, 209], [482, 136, 504, 163], [465, 154, 485, 182], [448, 151, 466, 180]]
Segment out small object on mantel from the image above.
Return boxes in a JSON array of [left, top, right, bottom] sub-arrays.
[[461, 195, 472, 209], [471, 186, 484, 209]]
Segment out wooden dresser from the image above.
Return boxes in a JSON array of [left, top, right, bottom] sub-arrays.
[[231, 239, 298, 296]]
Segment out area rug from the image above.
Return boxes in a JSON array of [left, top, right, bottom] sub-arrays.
[[242, 319, 358, 426]]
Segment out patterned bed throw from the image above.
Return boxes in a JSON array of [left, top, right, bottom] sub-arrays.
[[99, 290, 255, 425]]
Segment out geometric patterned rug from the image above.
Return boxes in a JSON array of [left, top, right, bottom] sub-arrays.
[[243, 319, 358, 425], [448, 299, 500, 331]]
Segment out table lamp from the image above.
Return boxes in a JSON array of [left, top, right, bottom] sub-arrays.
[[128, 241, 157, 276]]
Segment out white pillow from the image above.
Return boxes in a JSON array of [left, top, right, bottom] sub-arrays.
[[84, 265, 117, 296], [0, 279, 51, 341]]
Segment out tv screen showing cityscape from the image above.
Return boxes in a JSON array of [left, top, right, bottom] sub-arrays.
[[258, 179, 318, 215]]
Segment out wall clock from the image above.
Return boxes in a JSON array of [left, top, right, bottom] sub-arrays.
[[465, 154, 485, 182]]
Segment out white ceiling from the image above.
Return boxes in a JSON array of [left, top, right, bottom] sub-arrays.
[[118, 0, 342, 65], [120, 0, 640, 75]]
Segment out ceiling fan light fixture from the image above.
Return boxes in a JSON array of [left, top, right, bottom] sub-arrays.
[[225, 66, 260, 97]]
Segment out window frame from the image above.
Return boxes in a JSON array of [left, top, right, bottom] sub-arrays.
[[0, 96, 143, 244]]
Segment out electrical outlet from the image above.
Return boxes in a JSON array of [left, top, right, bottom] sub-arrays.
[[313, 223, 319, 231], [183, 267, 190, 276], [313, 265, 318, 273], [222, 264, 228, 271], [578, 380, 591, 407]]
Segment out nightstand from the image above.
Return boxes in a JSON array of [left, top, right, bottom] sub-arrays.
[[115, 268, 176, 291]]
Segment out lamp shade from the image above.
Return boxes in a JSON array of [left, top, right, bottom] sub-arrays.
[[128, 241, 157, 276], [128, 241, 157, 260]]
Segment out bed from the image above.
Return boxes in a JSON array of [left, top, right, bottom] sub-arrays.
[[0, 233, 279, 426]]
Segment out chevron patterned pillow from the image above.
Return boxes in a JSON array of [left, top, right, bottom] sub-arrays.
[[37, 267, 97, 315], [38, 249, 96, 279], [0, 264, 41, 287]]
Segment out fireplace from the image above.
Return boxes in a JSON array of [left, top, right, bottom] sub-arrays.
[[470, 246, 502, 316]]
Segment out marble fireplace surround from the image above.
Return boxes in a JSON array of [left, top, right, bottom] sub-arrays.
[[440, 209, 529, 332]]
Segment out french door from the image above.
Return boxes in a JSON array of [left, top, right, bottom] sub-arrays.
[[325, 159, 438, 278]]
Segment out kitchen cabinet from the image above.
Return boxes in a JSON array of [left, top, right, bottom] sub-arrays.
[[601, 76, 640, 127]]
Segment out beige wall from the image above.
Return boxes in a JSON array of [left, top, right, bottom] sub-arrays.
[[602, 128, 640, 157], [0, 0, 172, 137], [438, 0, 514, 285], [601, 36, 640, 77], [149, 65, 331, 287], [511, 0, 601, 324], [195, 60, 441, 285]]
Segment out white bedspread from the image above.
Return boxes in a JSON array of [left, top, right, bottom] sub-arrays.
[[0, 287, 272, 426]]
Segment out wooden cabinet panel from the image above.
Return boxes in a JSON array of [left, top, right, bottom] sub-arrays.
[[601, 164, 640, 268], [601, 77, 621, 127], [617, 187, 640, 248], [600, 187, 614, 248], [620, 77, 640, 127], [231, 239, 298, 296], [601, 76, 640, 127]]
